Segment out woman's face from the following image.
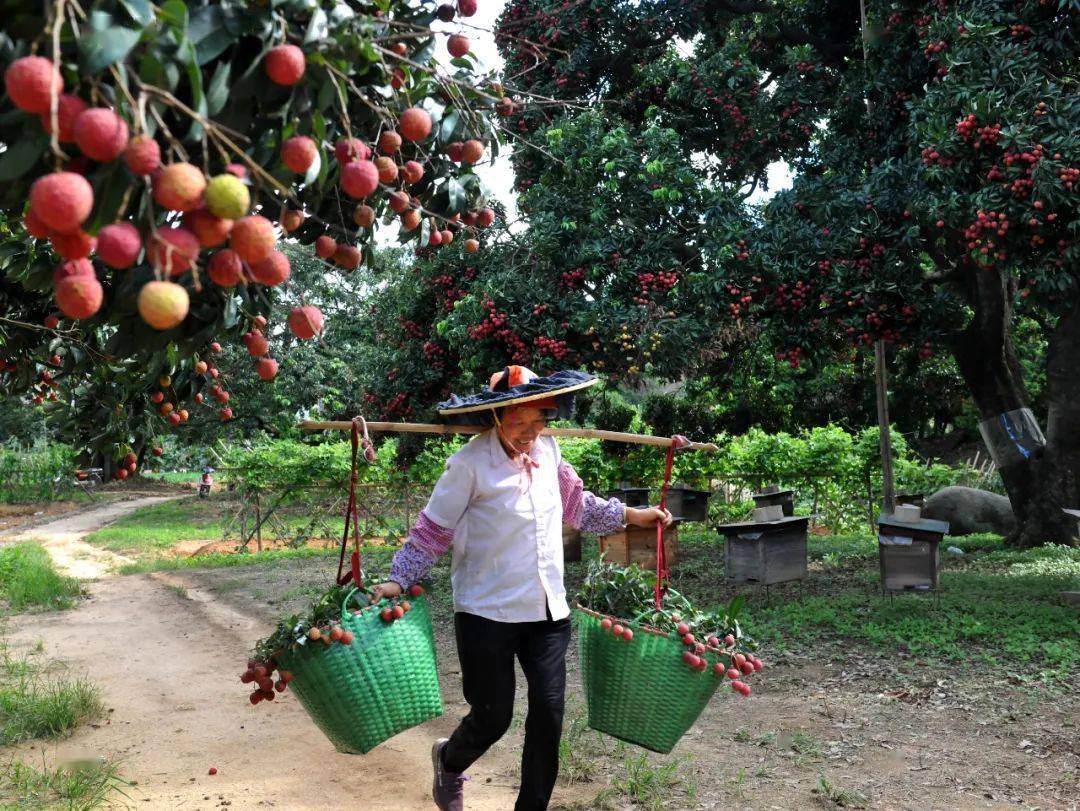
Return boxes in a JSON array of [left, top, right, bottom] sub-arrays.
[[499, 406, 548, 454]]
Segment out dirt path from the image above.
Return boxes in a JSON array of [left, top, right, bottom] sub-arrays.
[[1, 501, 551, 810], [0, 494, 183, 578]]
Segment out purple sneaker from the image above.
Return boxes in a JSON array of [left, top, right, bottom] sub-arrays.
[[431, 738, 467, 811]]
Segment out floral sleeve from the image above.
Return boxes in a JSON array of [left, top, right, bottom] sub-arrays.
[[558, 462, 626, 535]]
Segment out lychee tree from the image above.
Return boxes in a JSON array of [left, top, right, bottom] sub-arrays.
[[488, 0, 1079, 546], [0, 0, 504, 463]]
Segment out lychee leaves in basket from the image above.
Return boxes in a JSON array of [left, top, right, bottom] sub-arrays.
[[577, 560, 756, 651]]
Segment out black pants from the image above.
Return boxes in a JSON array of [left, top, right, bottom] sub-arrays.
[[442, 610, 572, 811]]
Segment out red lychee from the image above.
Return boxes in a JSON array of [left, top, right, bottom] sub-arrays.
[[461, 139, 484, 164], [52, 257, 95, 283], [265, 45, 306, 86], [378, 131, 402, 154], [4, 56, 63, 114], [341, 160, 379, 198], [148, 227, 200, 277], [334, 138, 370, 163], [248, 250, 290, 286], [288, 305, 324, 339], [73, 108, 128, 162], [30, 172, 94, 234], [208, 249, 244, 287], [96, 223, 142, 269], [281, 135, 318, 173], [38, 94, 88, 142], [124, 135, 161, 176], [55, 275, 103, 320], [447, 34, 470, 58], [333, 243, 361, 270], [402, 160, 424, 184], [230, 216, 276, 264], [153, 163, 206, 212], [185, 208, 233, 248], [399, 108, 433, 142], [50, 229, 95, 260], [315, 235, 337, 259], [257, 358, 279, 381]]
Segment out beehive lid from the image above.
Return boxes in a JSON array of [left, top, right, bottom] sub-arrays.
[[716, 515, 809, 534], [751, 488, 794, 500], [877, 513, 950, 535]]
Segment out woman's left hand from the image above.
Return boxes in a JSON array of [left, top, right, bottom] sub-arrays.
[[625, 505, 674, 528]]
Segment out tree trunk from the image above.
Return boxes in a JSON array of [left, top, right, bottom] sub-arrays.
[[950, 269, 1078, 546]]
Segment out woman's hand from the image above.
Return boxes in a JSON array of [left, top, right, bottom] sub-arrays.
[[369, 581, 403, 603], [625, 505, 674, 528]]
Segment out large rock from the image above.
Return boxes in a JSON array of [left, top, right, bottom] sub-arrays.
[[923, 486, 1015, 536]]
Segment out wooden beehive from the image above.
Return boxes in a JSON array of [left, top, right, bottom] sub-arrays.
[[606, 485, 651, 507], [665, 485, 711, 522], [876, 514, 949, 592], [718, 516, 809, 585], [599, 524, 678, 568], [751, 487, 795, 517]]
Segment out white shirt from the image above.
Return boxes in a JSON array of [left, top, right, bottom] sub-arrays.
[[422, 429, 569, 623]]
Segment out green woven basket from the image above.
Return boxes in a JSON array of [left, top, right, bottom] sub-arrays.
[[576, 606, 724, 754], [277, 588, 443, 754]]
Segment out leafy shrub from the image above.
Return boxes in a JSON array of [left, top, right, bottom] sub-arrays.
[[0, 444, 75, 503]]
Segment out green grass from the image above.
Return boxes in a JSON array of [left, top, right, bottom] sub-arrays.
[[86, 497, 352, 558], [149, 470, 202, 483], [593, 529, 1080, 682], [0, 755, 129, 810], [0, 542, 83, 613], [83, 498, 225, 552], [0, 644, 103, 745], [116, 545, 344, 574], [752, 544, 1080, 681]]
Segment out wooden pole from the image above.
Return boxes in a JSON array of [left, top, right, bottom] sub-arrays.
[[875, 340, 896, 513], [299, 420, 720, 452]]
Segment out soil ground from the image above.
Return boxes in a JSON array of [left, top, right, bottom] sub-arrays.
[[1, 499, 1077, 810]]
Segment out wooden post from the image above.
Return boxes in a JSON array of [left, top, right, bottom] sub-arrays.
[[875, 340, 896, 514], [255, 489, 263, 552]]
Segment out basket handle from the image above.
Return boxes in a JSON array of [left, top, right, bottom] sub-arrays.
[[654, 437, 685, 609], [341, 585, 377, 617], [335, 417, 371, 587]]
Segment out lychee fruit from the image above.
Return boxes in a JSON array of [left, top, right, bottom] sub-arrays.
[[333, 244, 361, 270], [281, 135, 318, 173], [50, 230, 95, 260], [219, 406, 233, 421], [288, 305, 324, 339], [208, 249, 244, 287], [458, 0, 478, 17], [30, 172, 94, 234], [352, 205, 375, 228], [38, 93, 88, 142], [138, 280, 189, 330], [440, 229, 453, 245], [23, 208, 50, 239], [446, 141, 464, 162], [224, 162, 247, 178], [257, 358, 279, 381], [388, 190, 409, 213], [73, 107, 128, 162], [229, 215, 276, 264], [246, 330, 269, 356], [334, 138, 370, 163], [461, 139, 484, 164], [124, 135, 161, 175], [315, 235, 337, 259], [447, 34, 470, 58], [341, 160, 379, 198], [478, 207, 495, 227], [55, 275, 103, 320], [464, 238, 479, 253], [248, 250, 290, 286], [437, 3, 456, 22], [401, 209, 421, 230], [399, 108, 432, 142], [374, 156, 398, 183], [4, 56, 63, 114], [153, 163, 207, 212], [265, 45, 306, 86], [281, 210, 304, 232], [148, 227, 200, 277], [203, 173, 249, 219], [378, 131, 402, 154], [185, 208, 233, 248], [402, 160, 424, 184], [52, 257, 95, 283]]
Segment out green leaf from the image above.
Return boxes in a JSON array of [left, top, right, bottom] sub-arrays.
[[440, 109, 461, 143], [305, 7, 329, 43], [158, 0, 188, 33], [118, 0, 154, 27], [206, 61, 232, 115], [446, 178, 466, 214], [189, 6, 235, 64], [79, 26, 141, 74], [0, 134, 46, 182]]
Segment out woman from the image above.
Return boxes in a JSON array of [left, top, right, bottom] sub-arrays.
[[371, 367, 672, 811]]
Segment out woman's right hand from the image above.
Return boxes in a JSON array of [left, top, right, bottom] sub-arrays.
[[370, 581, 403, 603]]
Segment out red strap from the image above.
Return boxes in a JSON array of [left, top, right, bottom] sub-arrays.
[[654, 439, 677, 609], [336, 419, 363, 586]]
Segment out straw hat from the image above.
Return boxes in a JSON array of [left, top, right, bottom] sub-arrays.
[[437, 366, 596, 426]]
